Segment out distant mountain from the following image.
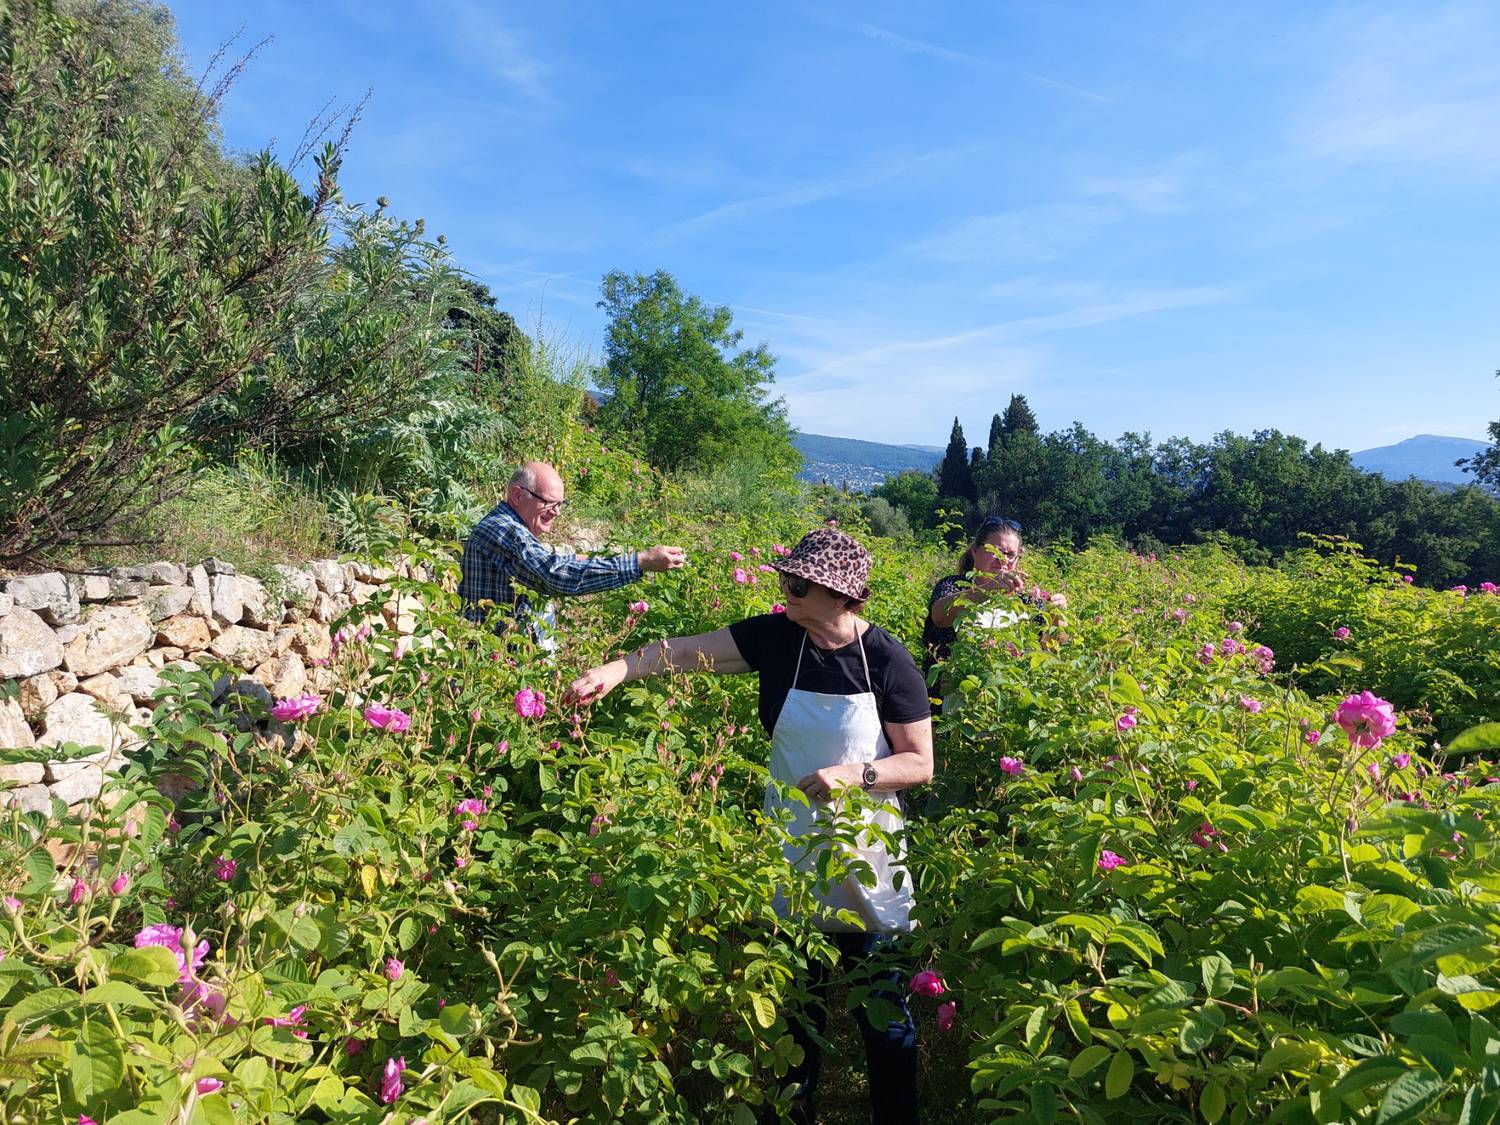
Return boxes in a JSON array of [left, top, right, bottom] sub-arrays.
[[792, 432, 941, 490], [1351, 434, 1488, 486]]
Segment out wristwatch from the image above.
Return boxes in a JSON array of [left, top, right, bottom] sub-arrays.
[[861, 763, 879, 790]]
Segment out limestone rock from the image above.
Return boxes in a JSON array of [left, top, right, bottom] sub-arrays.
[[349, 559, 397, 583], [201, 557, 237, 576], [52, 624, 82, 645], [44, 747, 116, 781], [0, 591, 11, 616], [49, 764, 104, 806], [6, 572, 81, 625], [209, 573, 244, 625], [38, 693, 117, 750], [208, 624, 274, 668], [113, 665, 163, 705], [0, 696, 35, 749], [146, 561, 189, 586], [188, 565, 212, 617], [17, 674, 58, 720], [79, 573, 112, 601], [0, 760, 45, 785], [0, 784, 51, 814], [77, 673, 130, 710], [254, 652, 306, 698], [272, 564, 318, 608], [291, 620, 332, 662], [239, 576, 276, 627], [48, 670, 78, 696], [309, 559, 347, 595], [156, 614, 211, 650], [62, 605, 154, 677], [0, 606, 64, 678], [348, 580, 381, 607], [143, 585, 194, 622], [310, 592, 340, 623]]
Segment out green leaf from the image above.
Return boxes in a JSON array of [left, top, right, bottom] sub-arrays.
[[1447, 724, 1500, 755], [1335, 1057, 1413, 1097], [71, 1019, 125, 1103], [81, 981, 153, 1009], [1202, 953, 1235, 998], [1179, 1005, 1225, 1053], [397, 916, 421, 951], [1201, 1079, 1228, 1122], [1105, 1050, 1134, 1099], [111, 945, 182, 986], [1392, 1009, 1456, 1043], [1031, 1082, 1059, 1125], [1376, 1069, 1446, 1125], [1295, 885, 1349, 914], [750, 993, 777, 1030], [1068, 1045, 1112, 1079]]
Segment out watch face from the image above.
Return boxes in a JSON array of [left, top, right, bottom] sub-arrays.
[[863, 764, 878, 786]]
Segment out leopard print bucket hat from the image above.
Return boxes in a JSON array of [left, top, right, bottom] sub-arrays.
[[773, 527, 872, 602]]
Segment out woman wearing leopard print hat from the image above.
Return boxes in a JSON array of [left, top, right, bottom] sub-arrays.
[[565, 525, 933, 1123]]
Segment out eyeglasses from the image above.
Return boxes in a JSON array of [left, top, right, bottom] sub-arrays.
[[978, 515, 1021, 534], [519, 485, 567, 513], [779, 573, 812, 598]]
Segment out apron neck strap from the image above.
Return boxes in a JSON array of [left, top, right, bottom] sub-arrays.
[[792, 623, 874, 695]]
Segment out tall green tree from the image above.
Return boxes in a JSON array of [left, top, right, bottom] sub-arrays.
[[937, 417, 974, 501], [999, 393, 1039, 443], [873, 470, 939, 530], [595, 270, 795, 472], [0, 0, 339, 562], [986, 412, 1005, 456]]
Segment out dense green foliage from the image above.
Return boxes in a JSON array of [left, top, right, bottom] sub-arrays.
[[595, 269, 798, 476], [4, 453, 1500, 1121], [892, 400, 1500, 587]]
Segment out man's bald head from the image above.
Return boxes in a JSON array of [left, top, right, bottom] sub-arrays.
[[507, 461, 566, 537]]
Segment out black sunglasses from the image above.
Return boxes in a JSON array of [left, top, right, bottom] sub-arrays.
[[520, 485, 566, 512], [779, 573, 812, 598], [978, 515, 1021, 534]]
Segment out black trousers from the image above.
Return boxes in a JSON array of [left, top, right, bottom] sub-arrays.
[[761, 932, 920, 1125]]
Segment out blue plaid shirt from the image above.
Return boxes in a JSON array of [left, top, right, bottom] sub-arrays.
[[457, 501, 642, 637]]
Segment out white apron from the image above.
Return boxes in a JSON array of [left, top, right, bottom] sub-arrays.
[[765, 629, 915, 934]]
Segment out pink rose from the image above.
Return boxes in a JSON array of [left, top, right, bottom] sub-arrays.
[[936, 1000, 957, 1032], [513, 688, 546, 719], [195, 1077, 223, 1095], [1238, 695, 1262, 713], [729, 552, 743, 561], [1097, 850, 1126, 871], [1116, 707, 1138, 732], [998, 756, 1024, 775], [385, 957, 403, 982], [909, 970, 946, 997], [1070, 766, 1083, 782], [771, 603, 786, 614], [380, 1056, 406, 1104], [363, 703, 412, 733], [733, 568, 749, 585], [1305, 730, 1322, 745], [1335, 691, 1397, 749], [213, 856, 237, 881], [1333, 626, 1351, 640], [1391, 752, 1412, 770], [271, 693, 322, 722], [628, 600, 649, 614]]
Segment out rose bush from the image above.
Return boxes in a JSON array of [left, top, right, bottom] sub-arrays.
[[3, 489, 1498, 1123]]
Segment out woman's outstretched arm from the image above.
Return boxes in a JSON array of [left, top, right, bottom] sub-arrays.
[[564, 627, 749, 705]]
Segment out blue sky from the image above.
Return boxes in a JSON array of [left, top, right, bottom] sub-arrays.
[[170, 1, 1499, 454]]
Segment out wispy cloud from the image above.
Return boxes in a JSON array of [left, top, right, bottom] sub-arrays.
[[444, 1, 548, 102], [826, 12, 1115, 104], [910, 203, 1119, 266], [1291, 2, 1500, 170], [651, 144, 987, 242]]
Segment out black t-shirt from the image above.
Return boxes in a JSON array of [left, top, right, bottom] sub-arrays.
[[727, 613, 932, 736]]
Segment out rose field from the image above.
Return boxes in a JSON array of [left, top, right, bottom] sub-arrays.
[[2, 466, 1499, 1125]]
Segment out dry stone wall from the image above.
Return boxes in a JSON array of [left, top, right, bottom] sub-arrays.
[[0, 556, 414, 816]]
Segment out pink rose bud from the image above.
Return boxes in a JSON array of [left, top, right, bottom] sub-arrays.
[[385, 956, 404, 982], [109, 873, 129, 896], [936, 1000, 957, 1031], [195, 1078, 223, 1095]]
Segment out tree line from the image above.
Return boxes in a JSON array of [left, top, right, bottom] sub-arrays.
[[874, 395, 1500, 588]]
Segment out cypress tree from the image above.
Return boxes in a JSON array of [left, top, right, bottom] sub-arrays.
[[938, 417, 974, 499], [987, 412, 1005, 457], [999, 394, 1039, 443]]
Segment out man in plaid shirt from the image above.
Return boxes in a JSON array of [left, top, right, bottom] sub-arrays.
[[459, 462, 685, 645]]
